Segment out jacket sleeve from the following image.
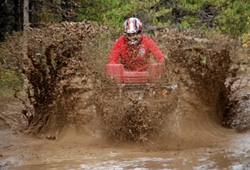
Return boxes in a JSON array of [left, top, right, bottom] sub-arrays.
[[148, 38, 165, 63], [108, 38, 121, 64]]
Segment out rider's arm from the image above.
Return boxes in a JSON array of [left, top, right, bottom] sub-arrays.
[[147, 38, 165, 63], [108, 36, 123, 64]]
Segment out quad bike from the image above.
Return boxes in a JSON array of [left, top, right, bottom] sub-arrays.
[[105, 63, 177, 100], [103, 63, 178, 142]]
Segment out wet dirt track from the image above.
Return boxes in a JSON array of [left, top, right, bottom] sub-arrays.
[[1, 124, 250, 170], [1, 79, 250, 170]]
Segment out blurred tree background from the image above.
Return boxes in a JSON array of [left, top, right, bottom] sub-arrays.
[[1, 0, 249, 40], [0, 0, 249, 97]]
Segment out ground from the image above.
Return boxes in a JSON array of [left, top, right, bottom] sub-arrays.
[[1, 86, 250, 169]]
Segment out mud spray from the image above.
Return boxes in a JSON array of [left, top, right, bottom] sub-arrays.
[[16, 21, 249, 150]]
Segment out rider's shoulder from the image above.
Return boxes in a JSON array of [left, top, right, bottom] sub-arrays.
[[141, 34, 154, 42], [113, 35, 126, 44], [116, 35, 126, 42]]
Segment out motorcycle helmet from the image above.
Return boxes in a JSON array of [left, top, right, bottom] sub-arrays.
[[123, 17, 142, 45], [123, 17, 142, 34]]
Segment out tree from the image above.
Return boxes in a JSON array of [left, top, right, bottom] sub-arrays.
[[217, 0, 250, 36], [0, 0, 22, 41], [22, 0, 30, 92]]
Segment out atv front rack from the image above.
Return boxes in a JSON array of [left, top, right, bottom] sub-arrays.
[[105, 63, 164, 84], [105, 63, 177, 100]]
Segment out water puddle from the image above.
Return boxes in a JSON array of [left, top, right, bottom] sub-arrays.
[[11, 148, 250, 170]]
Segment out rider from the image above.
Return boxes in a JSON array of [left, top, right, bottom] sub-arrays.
[[108, 17, 165, 71]]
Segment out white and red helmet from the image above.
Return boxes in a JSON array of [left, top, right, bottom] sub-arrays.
[[123, 17, 142, 34]]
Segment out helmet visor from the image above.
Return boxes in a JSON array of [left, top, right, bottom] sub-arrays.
[[125, 30, 142, 45]]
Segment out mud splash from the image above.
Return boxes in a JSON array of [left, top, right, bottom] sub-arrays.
[[98, 89, 179, 142], [12, 21, 248, 149], [1, 21, 250, 170]]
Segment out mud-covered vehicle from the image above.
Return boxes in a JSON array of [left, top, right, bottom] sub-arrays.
[[101, 63, 179, 141], [105, 63, 177, 100]]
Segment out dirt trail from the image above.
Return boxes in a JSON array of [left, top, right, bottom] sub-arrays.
[[1, 98, 250, 170]]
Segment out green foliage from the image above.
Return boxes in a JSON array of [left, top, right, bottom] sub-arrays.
[[76, 0, 172, 28], [241, 17, 250, 48], [1, 0, 249, 42], [28, 0, 248, 38], [178, 0, 202, 9], [0, 67, 22, 97], [0, 33, 23, 97], [242, 32, 250, 48], [76, 0, 137, 29], [178, 16, 197, 28], [152, 0, 249, 37], [37, 9, 62, 23], [103, 2, 137, 29], [178, 20, 190, 29], [217, 0, 250, 36]]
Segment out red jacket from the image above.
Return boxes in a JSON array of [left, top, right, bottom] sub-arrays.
[[108, 35, 165, 71]]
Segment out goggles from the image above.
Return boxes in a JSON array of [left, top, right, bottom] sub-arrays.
[[126, 30, 142, 37]]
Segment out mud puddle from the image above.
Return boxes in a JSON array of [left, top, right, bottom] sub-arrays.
[[6, 128, 250, 170], [9, 143, 250, 170]]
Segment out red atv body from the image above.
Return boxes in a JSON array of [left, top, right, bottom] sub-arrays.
[[105, 63, 164, 85], [105, 63, 171, 99]]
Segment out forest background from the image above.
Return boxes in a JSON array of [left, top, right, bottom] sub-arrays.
[[0, 0, 249, 97]]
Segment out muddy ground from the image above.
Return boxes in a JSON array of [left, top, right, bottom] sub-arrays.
[[1, 81, 250, 170], [1, 21, 250, 169], [1, 67, 250, 169]]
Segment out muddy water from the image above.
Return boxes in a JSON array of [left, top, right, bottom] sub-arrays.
[[4, 72, 250, 170], [9, 131, 250, 170], [2, 84, 250, 170], [9, 152, 250, 170], [5, 97, 250, 170]]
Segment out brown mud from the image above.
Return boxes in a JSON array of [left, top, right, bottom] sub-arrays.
[[1, 21, 250, 169]]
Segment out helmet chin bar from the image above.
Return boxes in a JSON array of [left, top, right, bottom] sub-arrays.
[[128, 39, 139, 45], [125, 32, 142, 45]]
